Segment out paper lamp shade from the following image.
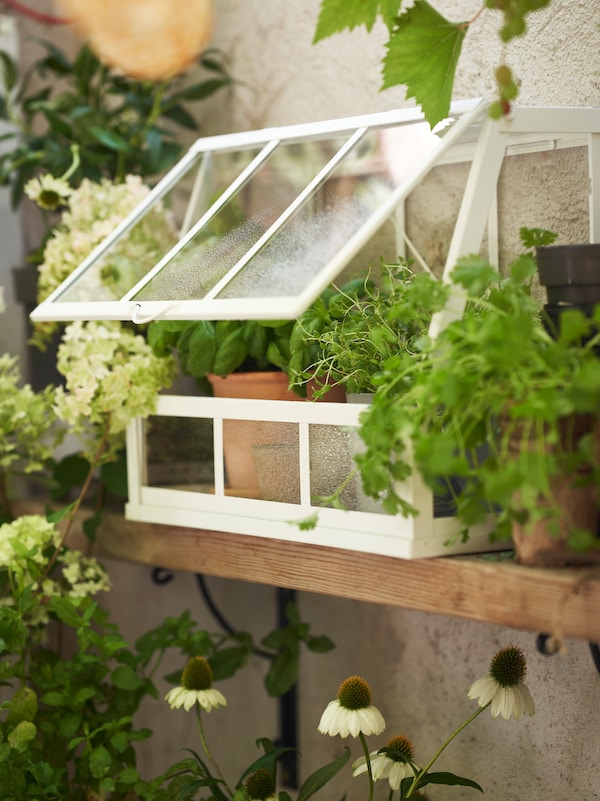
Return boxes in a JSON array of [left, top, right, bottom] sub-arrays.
[[55, 0, 215, 80]]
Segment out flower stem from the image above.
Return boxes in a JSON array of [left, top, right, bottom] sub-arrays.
[[404, 702, 490, 797], [42, 419, 109, 578], [359, 732, 374, 801], [195, 706, 233, 797]]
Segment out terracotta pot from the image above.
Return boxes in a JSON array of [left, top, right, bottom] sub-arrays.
[[508, 413, 600, 566], [208, 371, 345, 493]]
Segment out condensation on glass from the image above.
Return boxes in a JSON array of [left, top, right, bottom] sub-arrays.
[[30, 100, 487, 324]]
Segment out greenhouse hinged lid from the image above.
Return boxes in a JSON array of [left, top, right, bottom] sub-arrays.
[[28, 98, 492, 324]]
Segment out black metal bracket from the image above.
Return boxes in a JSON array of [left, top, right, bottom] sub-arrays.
[[536, 633, 600, 675]]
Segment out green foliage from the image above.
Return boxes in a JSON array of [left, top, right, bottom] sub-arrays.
[[314, 0, 556, 125], [356, 231, 600, 551], [148, 318, 294, 383], [261, 602, 334, 696], [0, 346, 338, 800], [147, 278, 373, 389], [289, 263, 447, 398], [0, 41, 233, 208], [382, 1, 466, 126]]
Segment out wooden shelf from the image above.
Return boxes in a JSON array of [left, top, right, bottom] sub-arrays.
[[88, 513, 600, 644]]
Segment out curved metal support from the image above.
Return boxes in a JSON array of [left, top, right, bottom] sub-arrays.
[[151, 567, 174, 585], [536, 633, 600, 676]]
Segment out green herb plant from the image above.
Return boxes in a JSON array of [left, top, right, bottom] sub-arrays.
[[147, 278, 374, 393], [356, 228, 600, 553], [314, 0, 553, 126]]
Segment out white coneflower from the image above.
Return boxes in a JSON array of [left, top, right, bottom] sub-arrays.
[[467, 645, 535, 720], [318, 675, 385, 738], [353, 734, 418, 790], [165, 656, 226, 712], [245, 768, 277, 801], [24, 174, 72, 210]]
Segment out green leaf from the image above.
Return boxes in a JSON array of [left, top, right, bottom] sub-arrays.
[[111, 665, 145, 690], [89, 744, 112, 779], [295, 512, 319, 530], [297, 747, 351, 801], [418, 770, 484, 792], [520, 226, 558, 249], [119, 767, 139, 784], [383, 0, 467, 127], [40, 691, 67, 707], [209, 645, 250, 681], [5, 686, 37, 725], [88, 126, 131, 152], [186, 321, 217, 377], [82, 512, 102, 542], [52, 453, 92, 500], [7, 720, 36, 752], [212, 322, 248, 377], [0, 51, 18, 92], [307, 634, 335, 653], [264, 648, 299, 697], [48, 595, 82, 628], [556, 308, 593, 344], [313, 0, 400, 41], [510, 253, 537, 283], [100, 451, 129, 498]]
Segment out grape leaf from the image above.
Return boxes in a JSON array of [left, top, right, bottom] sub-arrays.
[[382, 0, 466, 127], [313, 0, 401, 42]]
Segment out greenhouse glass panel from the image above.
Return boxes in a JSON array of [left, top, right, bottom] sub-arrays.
[[30, 99, 487, 324]]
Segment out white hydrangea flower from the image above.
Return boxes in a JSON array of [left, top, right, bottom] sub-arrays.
[[37, 175, 177, 304], [54, 320, 176, 461]]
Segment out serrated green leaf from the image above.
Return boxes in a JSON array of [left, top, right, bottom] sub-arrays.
[[383, 0, 466, 127], [313, 0, 400, 41], [520, 226, 558, 249]]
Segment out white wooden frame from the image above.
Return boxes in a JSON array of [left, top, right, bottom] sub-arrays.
[[126, 395, 499, 559]]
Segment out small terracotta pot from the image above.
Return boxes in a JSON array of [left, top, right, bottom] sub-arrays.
[[507, 413, 600, 566], [208, 371, 345, 493]]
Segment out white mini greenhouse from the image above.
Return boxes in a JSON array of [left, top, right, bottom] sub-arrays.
[[32, 101, 600, 558]]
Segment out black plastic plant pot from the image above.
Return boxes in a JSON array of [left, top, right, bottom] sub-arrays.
[[536, 244, 600, 305]]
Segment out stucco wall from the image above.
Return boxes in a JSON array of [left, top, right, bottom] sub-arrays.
[[6, 1, 600, 799]]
